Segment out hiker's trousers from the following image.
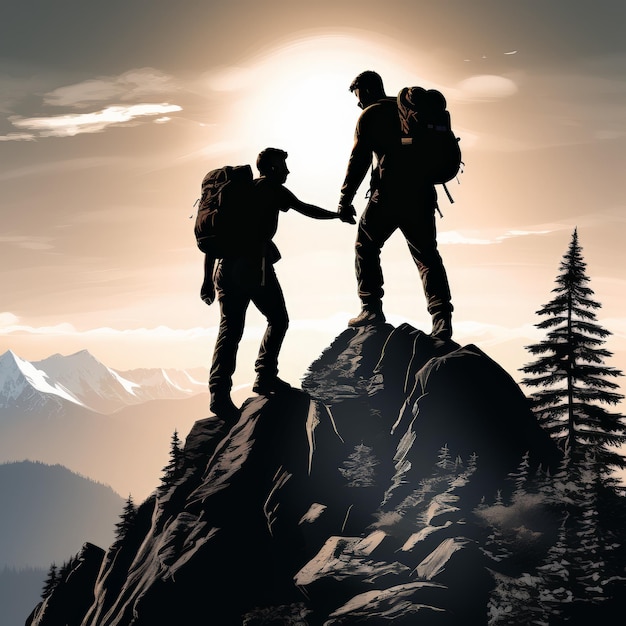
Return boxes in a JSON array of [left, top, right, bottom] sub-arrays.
[[355, 186, 452, 315], [209, 257, 289, 394]]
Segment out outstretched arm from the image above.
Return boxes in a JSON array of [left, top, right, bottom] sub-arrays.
[[290, 199, 341, 220]]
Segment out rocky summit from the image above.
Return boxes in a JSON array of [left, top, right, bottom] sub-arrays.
[[25, 323, 626, 625]]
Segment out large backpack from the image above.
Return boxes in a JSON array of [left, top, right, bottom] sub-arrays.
[[397, 86, 462, 203], [193, 164, 254, 257]]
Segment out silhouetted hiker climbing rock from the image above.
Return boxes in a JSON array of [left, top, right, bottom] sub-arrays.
[[337, 71, 459, 339], [195, 147, 344, 420]]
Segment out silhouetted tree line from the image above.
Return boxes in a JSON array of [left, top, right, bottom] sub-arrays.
[[41, 553, 80, 600], [479, 446, 626, 624], [40, 429, 186, 602]]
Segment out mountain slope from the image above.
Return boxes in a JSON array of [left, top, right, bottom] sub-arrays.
[[0, 461, 124, 569], [30, 323, 625, 626], [0, 393, 212, 500], [0, 350, 216, 498], [0, 350, 85, 414], [33, 351, 142, 414], [0, 567, 47, 626]]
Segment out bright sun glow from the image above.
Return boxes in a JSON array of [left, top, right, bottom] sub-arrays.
[[205, 32, 435, 197]]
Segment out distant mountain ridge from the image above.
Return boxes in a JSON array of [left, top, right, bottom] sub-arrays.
[[0, 349, 208, 416], [0, 350, 214, 499], [0, 460, 125, 626], [0, 460, 124, 569]]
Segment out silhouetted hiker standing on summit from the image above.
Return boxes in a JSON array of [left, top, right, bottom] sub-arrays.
[[337, 70, 454, 339], [206, 148, 342, 419]]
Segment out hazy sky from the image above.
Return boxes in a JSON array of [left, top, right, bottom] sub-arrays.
[[1, 0, 624, 394]]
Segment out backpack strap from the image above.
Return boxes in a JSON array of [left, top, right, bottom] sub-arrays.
[[442, 183, 454, 204]]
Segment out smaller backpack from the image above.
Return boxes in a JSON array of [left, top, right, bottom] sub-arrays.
[[194, 164, 254, 257], [397, 86, 462, 202]]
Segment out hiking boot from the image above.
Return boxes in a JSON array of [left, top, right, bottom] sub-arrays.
[[209, 392, 240, 420], [252, 376, 292, 395], [348, 306, 386, 328]]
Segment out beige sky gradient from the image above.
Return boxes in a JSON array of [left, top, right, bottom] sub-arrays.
[[0, 1, 624, 398]]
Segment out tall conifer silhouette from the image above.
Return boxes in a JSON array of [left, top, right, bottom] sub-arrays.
[[113, 494, 136, 548], [159, 429, 185, 494], [520, 229, 626, 477]]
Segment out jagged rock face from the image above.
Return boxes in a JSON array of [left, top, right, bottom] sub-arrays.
[[26, 543, 104, 626], [26, 324, 565, 625]]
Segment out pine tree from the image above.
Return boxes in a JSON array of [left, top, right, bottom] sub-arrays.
[[493, 489, 504, 507], [536, 515, 574, 621], [435, 443, 453, 473], [159, 429, 185, 493], [569, 452, 608, 605], [482, 522, 514, 565], [339, 442, 379, 487], [41, 562, 58, 599], [507, 451, 531, 501], [113, 494, 136, 547], [520, 228, 626, 476], [536, 450, 617, 619], [467, 452, 479, 475], [453, 454, 464, 474]]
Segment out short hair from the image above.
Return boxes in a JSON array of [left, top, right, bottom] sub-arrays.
[[256, 147, 288, 175], [349, 71, 385, 94]]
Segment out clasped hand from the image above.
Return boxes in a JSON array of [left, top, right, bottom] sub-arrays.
[[338, 203, 357, 224]]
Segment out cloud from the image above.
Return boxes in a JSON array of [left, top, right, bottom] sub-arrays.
[[0, 319, 217, 339], [0, 312, 20, 327], [43, 68, 178, 108], [439, 227, 558, 245], [453, 320, 541, 345], [0, 132, 36, 142], [8, 103, 182, 138], [0, 235, 55, 251], [438, 231, 494, 245], [0, 319, 76, 334], [0, 68, 186, 140], [456, 74, 518, 100], [602, 317, 626, 339], [0, 313, 539, 347]]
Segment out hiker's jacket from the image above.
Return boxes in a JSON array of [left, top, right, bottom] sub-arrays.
[[232, 177, 297, 264], [340, 96, 402, 206]]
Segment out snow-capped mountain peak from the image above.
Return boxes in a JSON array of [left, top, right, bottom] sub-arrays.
[[0, 350, 208, 416], [0, 350, 84, 409], [34, 350, 142, 413]]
